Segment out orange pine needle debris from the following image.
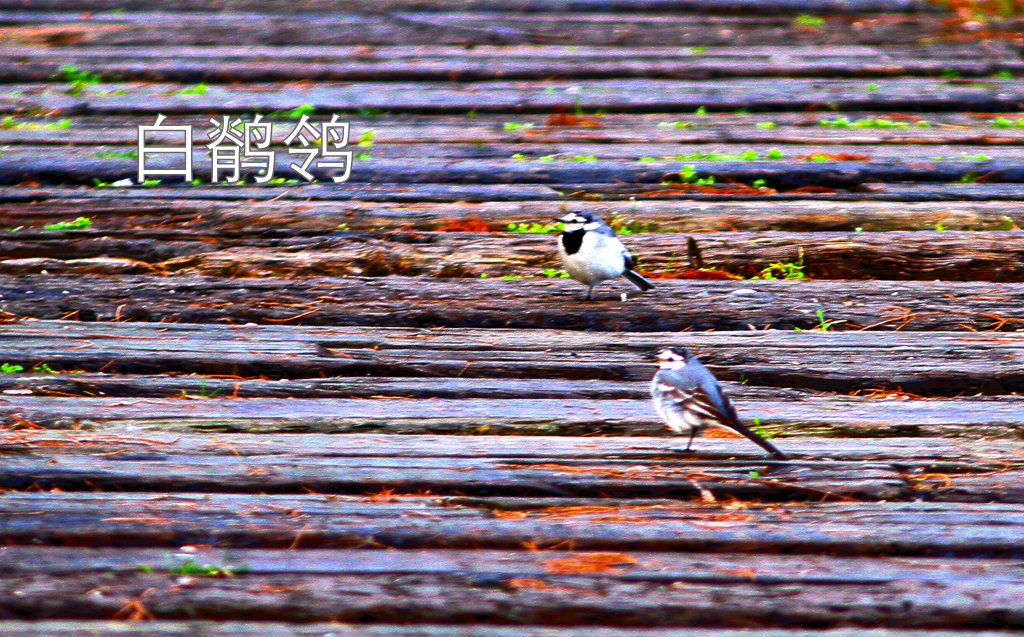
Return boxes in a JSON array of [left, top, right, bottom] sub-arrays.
[[546, 113, 602, 127], [638, 267, 741, 281], [543, 552, 638, 574], [795, 153, 871, 161], [435, 216, 499, 232]]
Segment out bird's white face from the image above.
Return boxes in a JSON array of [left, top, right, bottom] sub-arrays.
[[556, 212, 600, 233], [656, 348, 687, 370]]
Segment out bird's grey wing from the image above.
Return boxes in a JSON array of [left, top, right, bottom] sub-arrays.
[[691, 364, 741, 424], [686, 362, 788, 459], [654, 370, 714, 418], [588, 220, 617, 237], [669, 382, 731, 425]]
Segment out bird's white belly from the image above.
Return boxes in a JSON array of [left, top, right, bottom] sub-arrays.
[[558, 235, 625, 285], [665, 406, 703, 435]]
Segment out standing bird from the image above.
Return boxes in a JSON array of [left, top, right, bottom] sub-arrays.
[[651, 347, 788, 459], [555, 211, 654, 301]]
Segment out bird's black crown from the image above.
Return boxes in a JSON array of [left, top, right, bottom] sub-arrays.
[[555, 211, 598, 225], [655, 347, 694, 362]]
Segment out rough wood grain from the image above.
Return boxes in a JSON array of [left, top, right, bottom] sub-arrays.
[[1, 624, 1019, 637], [3, 277, 1024, 334], [3, 546, 1020, 583], [0, 373, 815, 400], [6, 79, 1024, 116], [7, 229, 1024, 281], [0, 436, 912, 499], [2, 199, 1023, 234], [4, 493, 1024, 554], [4, 432, 1020, 463], [3, 44, 998, 62], [5, 183, 1024, 203], [7, 147, 1024, 187], [1, 563, 1023, 625], [0, 11, 987, 48], [143, 231, 1024, 281], [3, 45, 1016, 81], [6, 113, 1024, 147], [1, 433, 1020, 499], [5, 393, 1024, 438], [0, 0, 949, 11], [3, 0, 1023, 632]]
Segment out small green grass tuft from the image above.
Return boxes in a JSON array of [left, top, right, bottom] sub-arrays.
[[539, 154, 597, 161], [170, 83, 207, 96], [268, 104, 315, 118], [93, 149, 138, 159], [751, 417, 776, 439], [661, 164, 714, 186], [794, 14, 825, 27], [610, 215, 651, 234], [507, 222, 563, 233], [44, 217, 91, 231], [169, 560, 248, 577], [753, 249, 805, 280]]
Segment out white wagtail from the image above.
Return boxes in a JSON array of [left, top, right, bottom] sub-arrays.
[[651, 347, 788, 459], [555, 211, 654, 301]]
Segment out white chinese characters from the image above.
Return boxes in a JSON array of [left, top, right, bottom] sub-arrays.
[[137, 113, 356, 184]]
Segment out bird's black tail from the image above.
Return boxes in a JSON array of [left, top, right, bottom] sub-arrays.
[[727, 419, 788, 460], [623, 269, 654, 291]]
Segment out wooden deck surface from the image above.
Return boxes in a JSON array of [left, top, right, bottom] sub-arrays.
[[1, 0, 1024, 634]]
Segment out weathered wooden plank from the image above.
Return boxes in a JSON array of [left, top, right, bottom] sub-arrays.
[[3, 44, 999, 61], [576, 182, 1024, 201], [0, 0, 949, 12], [1, 199, 1023, 234], [4, 432, 1020, 463], [0, 11, 978, 47], [14, 142, 1024, 163], [5, 394, 1024, 439], [6, 113, 1024, 147], [1, 433, 1020, 500], [6, 183, 1024, 203], [5, 79, 1024, 115], [1, 560, 1023, 625], [3, 276, 1024, 333], [6, 147, 1024, 187], [80, 143, 1024, 162], [3, 493, 1024, 554], [4, 46, 1016, 82], [4, 321, 1024, 395], [6, 230, 1024, 281], [6, 321, 1024, 376], [0, 435, 915, 499], [5, 547, 1021, 584], [0, 373, 811, 399], [138, 231, 1024, 281], [1, 623, 1019, 637]]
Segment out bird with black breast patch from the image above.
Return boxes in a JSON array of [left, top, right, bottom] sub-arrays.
[[651, 347, 788, 459], [555, 211, 654, 301]]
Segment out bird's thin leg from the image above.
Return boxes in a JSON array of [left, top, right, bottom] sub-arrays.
[[685, 428, 696, 452], [585, 286, 593, 301]]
